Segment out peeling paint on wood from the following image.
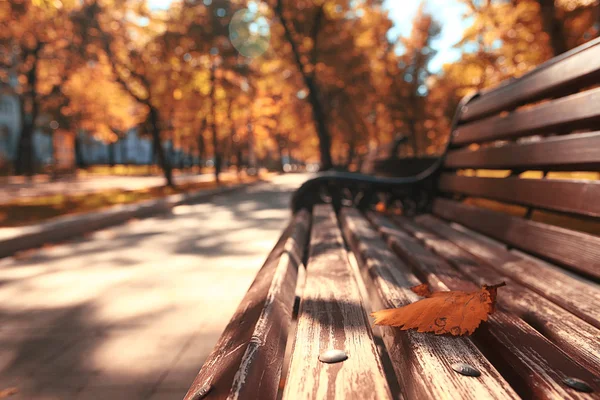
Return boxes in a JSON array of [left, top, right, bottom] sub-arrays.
[[411, 214, 600, 376], [341, 208, 518, 400], [368, 212, 600, 398], [184, 211, 310, 400], [282, 205, 392, 400], [428, 203, 600, 329]]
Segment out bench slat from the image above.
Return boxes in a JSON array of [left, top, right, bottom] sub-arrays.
[[228, 210, 310, 399], [453, 87, 600, 146], [340, 208, 519, 400], [184, 210, 310, 400], [444, 131, 600, 170], [438, 174, 600, 217], [401, 215, 600, 376], [460, 37, 600, 122], [283, 204, 392, 400], [367, 212, 600, 398], [431, 201, 600, 328], [432, 198, 600, 279]]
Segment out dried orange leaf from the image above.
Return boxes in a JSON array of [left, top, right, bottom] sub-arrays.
[[372, 282, 506, 336], [0, 387, 18, 398], [410, 283, 432, 297], [375, 202, 386, 212]]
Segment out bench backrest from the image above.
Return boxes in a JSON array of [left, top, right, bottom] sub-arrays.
[[434, 37, 600, 280]]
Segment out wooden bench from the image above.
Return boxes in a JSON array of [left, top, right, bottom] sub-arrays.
[[184, 38, 600, 399]]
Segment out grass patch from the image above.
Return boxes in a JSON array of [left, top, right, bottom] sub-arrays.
[[0, 174, 261, 227], [78, 165, 213, 177]]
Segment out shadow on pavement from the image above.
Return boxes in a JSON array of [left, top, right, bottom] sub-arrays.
[[0, 176, 307, 399]]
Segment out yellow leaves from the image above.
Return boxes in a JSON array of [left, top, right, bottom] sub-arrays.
[[355, 30, 375, 48], [215, 86, 227, 100], [32, 0, 61, 9], [173, 89, 183, 100], [62, 56, 143, 141], [301, 37, 314, 52], [557, 0, 597, 9], [94, 125, 118, 143], [192, 70, 211, 95]]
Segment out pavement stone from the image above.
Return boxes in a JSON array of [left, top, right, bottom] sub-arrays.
[[0, 174, 309, 400]]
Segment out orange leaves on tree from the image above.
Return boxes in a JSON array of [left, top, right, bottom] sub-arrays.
[[372, 282, 506, 336]]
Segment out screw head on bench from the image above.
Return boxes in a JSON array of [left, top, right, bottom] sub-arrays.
[[451, 362, 481, 377], [563, 377, 593, 393], [189, 384, 212, 400], [319, 349, 348, 364]]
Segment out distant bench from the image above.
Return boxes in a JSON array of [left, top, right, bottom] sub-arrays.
[[185, 37, 600, 399]]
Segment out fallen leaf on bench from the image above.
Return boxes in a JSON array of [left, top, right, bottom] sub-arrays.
[[409, 283, 432, 297], [0, 387, 18, 398], [375, 202, 387, 212], [371, 282, 506, 335]]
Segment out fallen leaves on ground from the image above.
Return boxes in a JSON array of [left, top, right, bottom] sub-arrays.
[[372, 282, 506, 336], [0, 173, 260, 227]]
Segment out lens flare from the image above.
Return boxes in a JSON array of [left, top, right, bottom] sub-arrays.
[[229, 8, 270, 58]]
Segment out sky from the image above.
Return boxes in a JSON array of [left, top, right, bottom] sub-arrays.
[[148, 0, 471, 72], [383, 0, 471, 72]]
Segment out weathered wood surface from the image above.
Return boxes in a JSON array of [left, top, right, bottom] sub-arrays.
[[460, 37, 600, 122], [453, 87, 600, 146], [444, 131, 600, 171], [282, 204, 392, 400], [184, 210, 310, 400], [367, 212, 600, 399], [400, 215, 600, 376], [427, 204, 600, 328], [340, 208, 518, 400], [438, 174, 600, 218], [432, 198, 600, 280]]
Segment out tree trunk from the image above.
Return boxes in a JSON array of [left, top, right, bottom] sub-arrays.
[[236, 148, 243, 173], [15, 120, 35, 176], [197, 132, 206, 168], [149, 106, 174, 187], [74, 133, 87, 168], [247, 121, 257, 174], [122, 136, 128, 165], [275, 2, 333, 170], [277, 136, 285, 172], [15, 93, 37, 176], [15, 43, 43, 177], [345, 141, 356, 170], [306, 82, 333, 169], [537, 0, 568, 56], [227, 99, 235, 168], [108, 141, 116, 167], [407, 117, 419, 156], [197, 117, 207, 168], [210, 63, 221, 184]]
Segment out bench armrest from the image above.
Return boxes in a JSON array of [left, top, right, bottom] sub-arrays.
[[291, 165, 441, 213]]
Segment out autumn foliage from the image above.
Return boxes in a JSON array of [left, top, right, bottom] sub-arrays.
[[1, 0, 598, 182], [372, 282, 506, 336]]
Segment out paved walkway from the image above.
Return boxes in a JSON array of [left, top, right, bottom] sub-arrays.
[[0, 174, 310, 399]]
